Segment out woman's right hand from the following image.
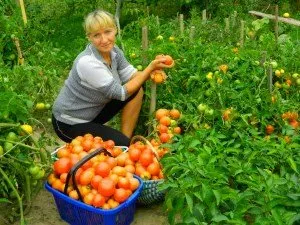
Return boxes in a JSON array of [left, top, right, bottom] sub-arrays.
[[149, 55, 175, 71]]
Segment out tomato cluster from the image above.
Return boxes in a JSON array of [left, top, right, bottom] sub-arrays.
[[118, 141, 164, 181], [48, 134, 140, 210], [281, 111, 299, 129], [147, 108, 182, 158]]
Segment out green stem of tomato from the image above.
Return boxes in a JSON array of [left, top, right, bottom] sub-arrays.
[[0, 123, 20, 128], [26, 135, 49, 164], [0, 167, 25, 225], [0, 139, 40, 151], [217, 92, 224, 108], [24, 174, 32, 214]]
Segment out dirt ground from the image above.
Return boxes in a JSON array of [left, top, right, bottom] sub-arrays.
[[10, 188, 168, 225]]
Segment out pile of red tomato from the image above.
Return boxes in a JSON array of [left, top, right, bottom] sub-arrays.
[[47, 134, 141, 210]]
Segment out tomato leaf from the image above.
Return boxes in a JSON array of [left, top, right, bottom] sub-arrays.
[[185, 193, 193, 213]]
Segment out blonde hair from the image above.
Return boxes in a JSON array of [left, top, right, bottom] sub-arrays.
[[84, 10, 117, 35]]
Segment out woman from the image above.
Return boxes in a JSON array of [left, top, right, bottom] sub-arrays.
[[52, 9, 172, 146]]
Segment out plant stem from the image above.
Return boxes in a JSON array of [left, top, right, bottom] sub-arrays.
[[0, 123, 20, 128], [0, 167, 25, 225]]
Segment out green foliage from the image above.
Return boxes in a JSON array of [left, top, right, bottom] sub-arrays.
[[160, 130, 300, 224]]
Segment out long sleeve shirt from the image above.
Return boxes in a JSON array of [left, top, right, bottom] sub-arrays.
[[52, 44, 137, 125]]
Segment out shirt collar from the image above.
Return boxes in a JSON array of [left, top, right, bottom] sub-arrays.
[[89, 43, 117, 63]]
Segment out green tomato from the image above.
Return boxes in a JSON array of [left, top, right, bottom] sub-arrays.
[[197, 104, 207, 112], [282, 83, 290, 89], [47, 118, 52, 123], [270, 61, 278, 69], [170, 119, 177, 127], [205, 89, 212, 97], [34, 169, 45, 180], [136, 65, 143, 71], [4, 142, 14, 151], [9, 54, 16, 60], [6, 132, 18, 142], [29, 165, 40, 176], [0, 146, 3, 156], [256, 97, 262, 103], [204, 108, 214, 116], [296, 78, 300, 85], [45, 103, 51, 109], [292, 73, 299, 79]]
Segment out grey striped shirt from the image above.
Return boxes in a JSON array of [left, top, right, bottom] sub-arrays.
[[52, 44, 137, 125]]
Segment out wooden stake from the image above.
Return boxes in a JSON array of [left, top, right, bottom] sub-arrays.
[[156, 15, 160, 33], [189, 26, 195, 43], [224, 18, 230, 33], [240, 20, 245, 46], [232, 11, 237, 27], [12, 37, 24, 65], [260, 51, 267, 66], [142, 26, 154, 135], [274, 5, 279, 43], [19, 0, 27, 25], [179, 14, 184, 35], [202, 9, 207, 24]]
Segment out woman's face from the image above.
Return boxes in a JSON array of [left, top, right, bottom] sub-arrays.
[[88, 27, 117, 55]]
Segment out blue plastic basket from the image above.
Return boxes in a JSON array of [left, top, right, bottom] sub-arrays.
[[45, 175, 143, 225]]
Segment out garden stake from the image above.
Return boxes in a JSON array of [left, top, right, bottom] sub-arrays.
[[12, 37, 24, 65], [240, 20, 245, 46], [225, 18, 230, 33], [189, 26, 195, 43], [179, 14, 184, 36], [19, 0, 27, 26], [202, 9, 207, 24], [274, 5, 279, 44]]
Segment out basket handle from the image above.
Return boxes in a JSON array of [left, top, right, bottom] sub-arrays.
[[130, 135, 160, 160], [64, 147, 112, 201]]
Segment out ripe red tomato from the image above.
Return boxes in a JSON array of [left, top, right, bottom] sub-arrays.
[[139, 153, 153, 167], [159, 133, 170, 143], [91, 175, 102, 189], [95, 161, 111, 178], [164, 55, 173, 65], [98, 178, 116, 197], [265, 125, 275, 135], [114, 188, 129, 203], [92, 193, 106, 207], [53, 158, 71, 175], [79, 168, 95, 186], [128, 147, 141, 162]]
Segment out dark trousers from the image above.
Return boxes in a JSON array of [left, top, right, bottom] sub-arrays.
[[52, 90, 140, 146]]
